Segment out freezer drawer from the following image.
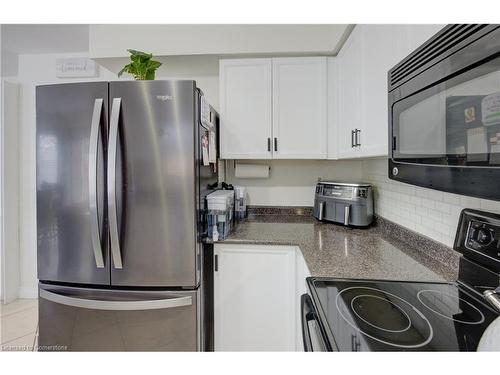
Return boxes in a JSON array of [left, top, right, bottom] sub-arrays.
[[38, 283, 200, 351]]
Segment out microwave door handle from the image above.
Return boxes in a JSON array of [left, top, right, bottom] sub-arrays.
[[351, 130, 355, 148], [89, 98, 105, 268], [108, 98, 123, 269]]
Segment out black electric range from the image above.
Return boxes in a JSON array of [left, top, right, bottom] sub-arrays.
[[302, 209, 500, 351]]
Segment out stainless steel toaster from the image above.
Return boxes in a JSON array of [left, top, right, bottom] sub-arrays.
[[313, 181, 374, 227]]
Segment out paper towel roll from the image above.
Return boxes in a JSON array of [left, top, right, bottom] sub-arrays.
[[235, 163, 270, 178]]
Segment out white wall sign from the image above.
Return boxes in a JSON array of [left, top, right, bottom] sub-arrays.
[[56, 58, 98, 78]]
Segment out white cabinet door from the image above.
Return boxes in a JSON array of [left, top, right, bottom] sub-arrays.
[[327, 57, 339, 159], [337, 26, 363, 159], [214, 244, 297, 351], [272, 57, 327, 159], [219, 59, 273, 159], [357, 25, 403, 157]]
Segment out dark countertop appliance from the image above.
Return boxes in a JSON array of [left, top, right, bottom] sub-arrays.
[[313, 182, 373, 227], [302, 209, 500, 351], [388, 24, 500, 201]]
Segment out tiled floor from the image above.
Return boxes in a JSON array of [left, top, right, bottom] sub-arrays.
[[0, 299, 39, 351]]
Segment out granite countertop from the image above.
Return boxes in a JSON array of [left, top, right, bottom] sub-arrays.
[[216, 209, 461, 283]]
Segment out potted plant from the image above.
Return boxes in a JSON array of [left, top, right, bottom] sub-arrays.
[[118, 49, 162, 80]]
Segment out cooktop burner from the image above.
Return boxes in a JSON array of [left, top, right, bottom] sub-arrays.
[[308, 278, 499, 351], [417, 289, 486, 325], [337, 287, 433, 349]]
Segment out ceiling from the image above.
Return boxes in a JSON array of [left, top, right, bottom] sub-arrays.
[[1, 24, 89, 54], [1, 24, 352, 76]]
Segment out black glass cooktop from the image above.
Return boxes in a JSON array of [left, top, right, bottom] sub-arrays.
[[308, 277, 499, 351]]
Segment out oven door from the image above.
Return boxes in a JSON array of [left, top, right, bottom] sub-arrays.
[[301, 294, 331, 352], [389, 27, 500, 200]]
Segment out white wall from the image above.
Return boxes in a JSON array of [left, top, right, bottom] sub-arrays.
[[17, 52, 219, 297], [226, 159, 363, 206], [362, 158, 500, 248], [1, 80, 21, 303]]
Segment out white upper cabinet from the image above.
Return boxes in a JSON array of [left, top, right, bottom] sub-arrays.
[[219, 25, 446, 161], [359, 25, 405, 157], [219, 57, 327, 159], [272, 57, 327, 159], [334, 24, 445, 160], [336, 26, 363, 159], [219, 59, 273, 159], [327, 57, 339, 159]]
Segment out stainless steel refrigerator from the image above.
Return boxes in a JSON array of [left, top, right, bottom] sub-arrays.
[[36, 80, 218, 351]]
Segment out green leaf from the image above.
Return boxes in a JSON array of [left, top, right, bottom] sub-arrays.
[[119, 50, 161, 80]]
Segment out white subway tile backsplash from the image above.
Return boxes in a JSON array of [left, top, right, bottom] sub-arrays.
[[479, 199, 500, 213], [443, 193, 461, 205], [362, 158, 495, 248], [435, 201, 451, 214], [421, 198, 436, 209], [459, 195, 481, 208]]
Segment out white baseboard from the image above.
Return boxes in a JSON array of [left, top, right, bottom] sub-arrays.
[[18, 286, 38, 299]]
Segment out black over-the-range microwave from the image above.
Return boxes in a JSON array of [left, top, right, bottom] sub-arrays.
[[389, 24, 500, 201]]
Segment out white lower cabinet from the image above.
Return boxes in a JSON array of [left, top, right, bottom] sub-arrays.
[[214, 244, 310, 351]]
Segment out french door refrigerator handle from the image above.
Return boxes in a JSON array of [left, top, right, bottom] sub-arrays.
[[39, 289, 192, 311], [89, 98, 105, 268], [108, 97, 123, 269]]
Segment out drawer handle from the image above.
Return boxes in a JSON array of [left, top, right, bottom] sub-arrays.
[[40, 289, 192, 311]]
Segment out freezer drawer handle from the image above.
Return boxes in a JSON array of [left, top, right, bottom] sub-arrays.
[[108, 97, 123, 269], [89, 98, 105, 268], [39, 289, 192, 311]]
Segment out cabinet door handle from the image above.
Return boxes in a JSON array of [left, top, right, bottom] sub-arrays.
[[351, 130, 355, 148], [267, 137, 271, 152], [274, 137, 278, 152], [355, 129, 361, 147]]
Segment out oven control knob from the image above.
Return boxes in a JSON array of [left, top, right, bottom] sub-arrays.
[[392, 167, 399, 176], [475, 228, 494, 246]]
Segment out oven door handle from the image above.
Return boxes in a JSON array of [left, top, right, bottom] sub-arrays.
[[301, 294, 314, 352], [301, 294, 331, 351]]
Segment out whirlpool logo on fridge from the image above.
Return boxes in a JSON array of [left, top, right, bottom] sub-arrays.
[[156, 95, 174, 101]]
